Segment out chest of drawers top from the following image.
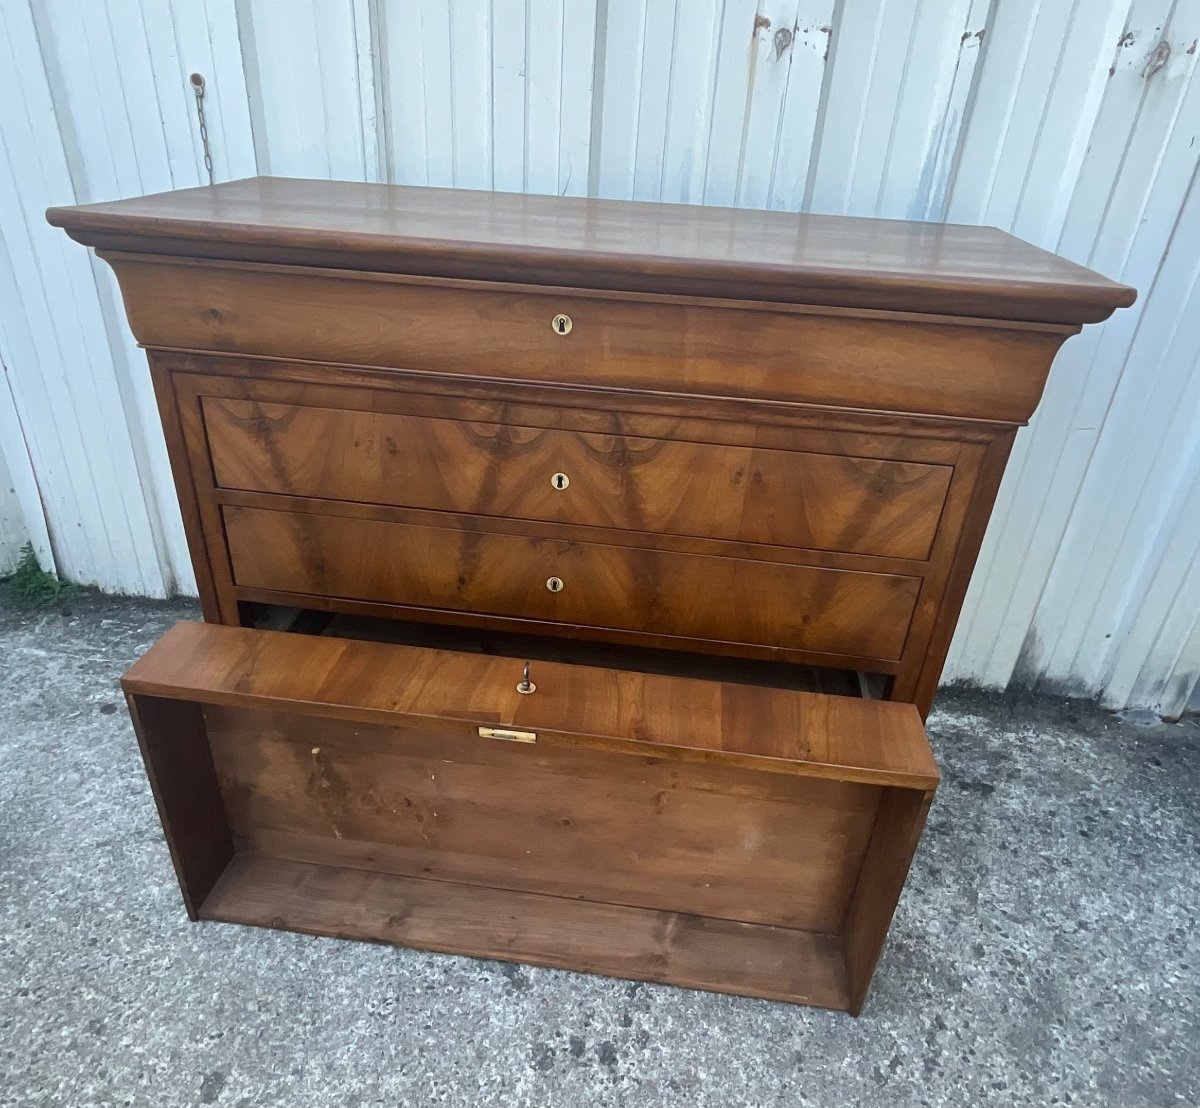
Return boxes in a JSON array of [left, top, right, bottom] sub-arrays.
[[49, 177, 1134, 431], [50, 175, 1132, 324]]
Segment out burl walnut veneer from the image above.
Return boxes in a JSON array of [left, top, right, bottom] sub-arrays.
[[50, 178, 1133, 1012]]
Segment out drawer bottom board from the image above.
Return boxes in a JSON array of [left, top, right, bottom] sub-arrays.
[[201, 853, 852, 1010]]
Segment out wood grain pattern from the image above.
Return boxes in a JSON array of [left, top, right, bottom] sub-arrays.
[[843, 788, 935, 1015], [122, 622, 939, 790], [221, 504, 922, 663], [106, 253, 1074, 423], [165, 351, 1005, 445], [316, 612, 866, 696], [65, 176, 1114, 1010], [47, 176, 1135, 323], [122, 621, 937, 1011], [200, 856, 853, 1010], [203, 396, 952, 560], [165, 352, 990, 712], [123, 694, 233, 919], [158, 354, 994, 709], [205, 705, 880, 931]]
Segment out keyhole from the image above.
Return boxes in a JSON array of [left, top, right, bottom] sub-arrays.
[[551, 472, 570, 490], [546, 576, 564, 593], [551, 313, 573, 335]]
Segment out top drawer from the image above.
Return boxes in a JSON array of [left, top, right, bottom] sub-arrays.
[[202, 397, 952, 560], [107, 254, 1071, 422]]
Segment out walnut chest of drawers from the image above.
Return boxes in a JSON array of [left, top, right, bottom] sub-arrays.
[[49, 178, 1133, 1012]]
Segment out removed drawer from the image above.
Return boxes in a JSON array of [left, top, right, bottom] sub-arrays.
[[122, 620, 938, 1012], [223, 505, 920, 662], [203, 397, 952, 560]]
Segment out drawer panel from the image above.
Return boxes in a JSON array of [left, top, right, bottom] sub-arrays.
[[223, 505, 920, 662], [110, 254, 1071, 422], [204, 398, 952, 560]]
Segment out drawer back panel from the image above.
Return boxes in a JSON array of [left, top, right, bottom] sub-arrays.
[[203, 396, 952, 561], [204, 703, 882, 932]]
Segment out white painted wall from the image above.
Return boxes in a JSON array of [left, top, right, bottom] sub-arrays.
[[1, 0, 1197, 715]]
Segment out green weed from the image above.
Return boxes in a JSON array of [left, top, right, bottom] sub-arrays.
[[0, 543, 76, 609]]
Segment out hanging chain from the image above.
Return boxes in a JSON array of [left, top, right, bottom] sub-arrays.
[[189, 73, 215, 185]]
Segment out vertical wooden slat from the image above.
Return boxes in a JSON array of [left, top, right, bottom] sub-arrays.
[[237, 0, 375, 180], [658, 0, 724, 204], [554, 0, 599, 197], [448, 0, 494, 189], [946, 0, 1200, 710], [491, 0, 528, 192], [0, 2, 164, 594], [0, 407, 34, 575], [593, 0, 651, 199]]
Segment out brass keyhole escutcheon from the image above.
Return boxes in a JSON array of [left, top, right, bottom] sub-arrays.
[[546, 576, 564, 593], [551, 472, 570, 490], [551, 313, 573, 335]]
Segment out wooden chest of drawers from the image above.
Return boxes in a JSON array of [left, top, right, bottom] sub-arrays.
[[49, 178, 1133, 1011]]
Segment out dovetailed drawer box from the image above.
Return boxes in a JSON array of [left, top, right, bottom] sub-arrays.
[[123, 622, 939, 1014], [50, 177, 1133, 1010]]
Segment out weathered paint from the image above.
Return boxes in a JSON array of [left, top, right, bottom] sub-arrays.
[[1, 0, 1197, 715]]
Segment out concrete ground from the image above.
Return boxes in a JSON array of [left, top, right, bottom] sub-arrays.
[[1, 593, 1196, 1108]]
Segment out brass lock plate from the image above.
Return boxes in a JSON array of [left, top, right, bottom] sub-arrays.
[[551, 313, 573, 336], [478, 726, 537, 743], [551, 472, 570, 490], [546, 576, 564, 592]]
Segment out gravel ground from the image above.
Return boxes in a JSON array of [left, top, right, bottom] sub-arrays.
[[1, 593, 1196, 1107]]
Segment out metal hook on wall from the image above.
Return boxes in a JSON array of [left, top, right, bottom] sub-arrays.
[[189, 73, 215, 185]]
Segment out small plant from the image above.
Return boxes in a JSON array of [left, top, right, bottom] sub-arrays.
[[0, 543, 76, 609]]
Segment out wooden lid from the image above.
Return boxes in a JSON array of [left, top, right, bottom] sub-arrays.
[[48, 176, 1134, 325], [122, 622, 938, 791]]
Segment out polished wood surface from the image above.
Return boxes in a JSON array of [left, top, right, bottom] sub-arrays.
[[48, 176, 1135, 323], [204, 396, 952, 560], [316, 612, 866, 696], [123, 695, 232, 920], [221, 505, 922, 663], [63, 177, 1134, 1011], [843, 788, 935, 1012], [158, 352, 993, 708], [108, 254, 1074, 423], [124, 622, 938, 789], [123, 621, 937, 1011]]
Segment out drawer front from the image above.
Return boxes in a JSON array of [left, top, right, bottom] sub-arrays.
[[223, 506, 920, 661], [204, 398, 952, 560], [112, 254, 1070, 422]]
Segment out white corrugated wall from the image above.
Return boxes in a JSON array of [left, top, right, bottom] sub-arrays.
[[1, 0, 1197, 715]]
